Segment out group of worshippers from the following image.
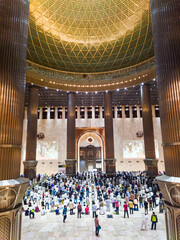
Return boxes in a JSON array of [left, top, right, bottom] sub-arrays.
[[22, 171, 164, 235]]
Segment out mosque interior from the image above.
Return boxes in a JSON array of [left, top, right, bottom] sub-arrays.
[[0, 0, 179, 239]]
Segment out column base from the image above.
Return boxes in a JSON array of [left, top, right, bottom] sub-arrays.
[[23, 160, 38, 180], [144, 159, 158, 177], [65, 159, 77, 176], [157, 175, 180, 240], [104, 159, 116, 177], [0, 178, 29, 240]]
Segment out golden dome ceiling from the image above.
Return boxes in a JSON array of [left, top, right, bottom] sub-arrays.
[[27, 0, 154, 74]]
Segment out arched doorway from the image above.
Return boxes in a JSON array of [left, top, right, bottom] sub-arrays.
[[77, 131, 104, 172]]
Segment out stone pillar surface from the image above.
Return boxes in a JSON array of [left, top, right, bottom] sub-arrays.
[[141, 83, 158, 177], [24, 86, 38, 180], [99, 107, 103, 119], [122, 106, 125, 118], [77, 107, 80, 119], [92, 106, 95, 119], [104, 92, 116, 175], [0, 0, 30, 239], [137, 106, 140, 118], [65, 92, 76, 175], [150, 0, 180, 239]]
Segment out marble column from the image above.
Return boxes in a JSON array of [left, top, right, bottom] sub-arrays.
[[54, 107, 57, 120], [141, 83, 158, 177], [114, 106, 118, 119], [99, 106, 103, 119], [62, 107, 65, 119], [47, 107, 50, 119], [0, 0, 30, 239], [137, 106, 140, 118], [129, 106, 133, 118], [122, 106, 125, 118], [39, 107, 42, 120], [65, 92, 76, 175], [104, 92, 116, 176], [152, 105, 156, 118], [85, 106, 88, 119], [24, 86, 39, 180], [150, 1, 180, 239], [77, 107, 80, 119], [24, 107, 28, 120], [92, 106, 95, 119]]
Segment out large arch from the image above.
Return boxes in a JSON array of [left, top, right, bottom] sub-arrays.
[[77, 131, 104, 172]]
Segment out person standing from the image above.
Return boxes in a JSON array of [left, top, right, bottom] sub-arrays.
[[151, 212, 158, 230], [77, 202, 82, 218], [69, 200, 74, 215], [115, 200, 119, 215], [95, 215, 100, 236], [144, 200, 148, 214], [128, 201, 133, 214], [141, 213, 148, 231], [123, 202, 129, 218], [63, 205, 67, 223], [92, 202, 97, 218]]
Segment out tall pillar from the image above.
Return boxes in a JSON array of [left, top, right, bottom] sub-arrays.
[[54, 107, 57, 119], [114, 106, 118, 119], [65, 92, 76, 175], [47, 107, 50, 119], [77, 107, 80, 119], [137, 106, 140, 118], [85, 106, 88, 119], [129, 106, 133, 118], [39, 107, 42, 120], [99, 106, 103, 119], [141, 83, 158, 177], [62, 107, 65, 119], [122, 106, 125, 118], [150, 1, 180, 239], [152, 105, 156, 118], [24, 86, 38, 180], [104, 92, 116, 175], [92, 106, 95, 119], [0, 0, 30, 239]]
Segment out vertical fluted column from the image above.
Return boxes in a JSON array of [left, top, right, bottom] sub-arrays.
[[77, 107, 80, 119], [47, 107, 50, 119], [0, 0, 30, 239], [92, 106, 95, 119], [24, 108, 28, 120], [62, 107, 65, 119], [99, 106, 103, 119], [39, 107, 42, 120], [114, 106, 118, 119], [104, 92, 116, 175], [137, 106, 140, 118], [141, 83, 158, 177], [65, 92, 76, 175], [152, 105, 156, 118], [150, 1, 180, 239], [85, 106, 88, 119], [24, 86, 39, 180], [122, 106, 125, 118], [129, 106, 133, 118]]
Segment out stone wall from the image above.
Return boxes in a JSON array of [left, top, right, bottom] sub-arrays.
[[21, 108, 164, 175]]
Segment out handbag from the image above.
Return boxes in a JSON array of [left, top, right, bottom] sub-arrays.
[[97, 225, 101, 230]]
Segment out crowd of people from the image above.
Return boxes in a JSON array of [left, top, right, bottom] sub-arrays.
[[23, 171, 164, 236]]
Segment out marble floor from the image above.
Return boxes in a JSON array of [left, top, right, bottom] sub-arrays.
[[22, 206, 166, 240]]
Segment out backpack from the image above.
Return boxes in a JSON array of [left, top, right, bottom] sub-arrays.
[[78, 205, 82, 211]]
